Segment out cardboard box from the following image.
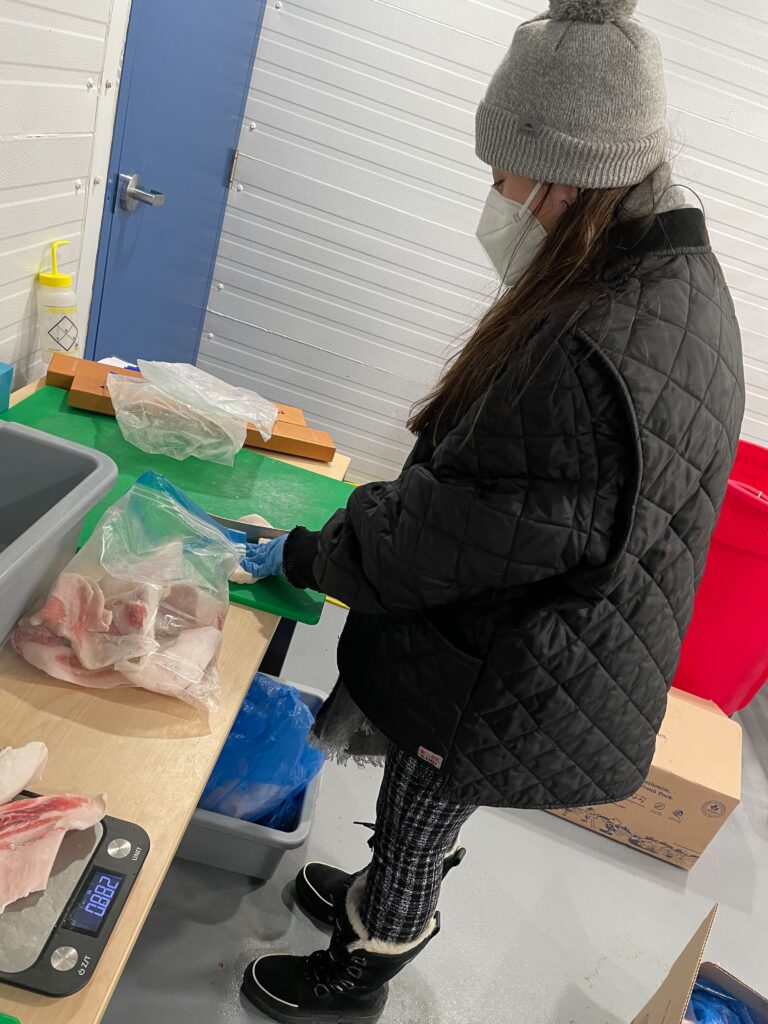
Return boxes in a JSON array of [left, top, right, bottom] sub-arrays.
[[549, 690, 742, 869], [631, 905, 768, 1023]]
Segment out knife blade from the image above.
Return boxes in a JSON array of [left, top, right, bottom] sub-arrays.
[[209, 514, 288, 543]]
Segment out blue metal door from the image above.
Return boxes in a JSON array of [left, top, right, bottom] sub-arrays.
[[87, 0, 265, 363]]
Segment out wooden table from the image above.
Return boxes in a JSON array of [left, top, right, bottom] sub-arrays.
[[0, 382, 349, 1024]]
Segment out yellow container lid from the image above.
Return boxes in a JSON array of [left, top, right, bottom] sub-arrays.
[[38, 239, 73, 288]]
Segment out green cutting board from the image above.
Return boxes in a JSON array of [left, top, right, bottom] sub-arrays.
[[2, 387, 354, 624]]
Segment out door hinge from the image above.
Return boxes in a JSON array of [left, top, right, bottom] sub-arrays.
[[227, 148, 239, 189]]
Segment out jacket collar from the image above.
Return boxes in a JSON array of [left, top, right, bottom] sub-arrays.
[[607, 208, 710, 262]]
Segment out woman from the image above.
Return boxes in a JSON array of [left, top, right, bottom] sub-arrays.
[[241, 1, 744, 1020]]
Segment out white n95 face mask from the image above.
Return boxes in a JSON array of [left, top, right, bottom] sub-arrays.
[[475, 182, 547, 288]]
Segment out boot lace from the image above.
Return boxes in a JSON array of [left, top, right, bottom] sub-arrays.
[[304, 947, 368, 999]]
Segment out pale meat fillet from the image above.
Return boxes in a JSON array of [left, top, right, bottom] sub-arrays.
[[75, 629, 158, 670], [0, 742, 48, 806], [11, 577, 162, 680], [157, 584, 226, 635], [12, 623, 124, 688], [29, 573, 155, 670], [75, 581, 163, 669], [241, 514, 273, 528], [105, 581, 164, 635], [30, 573, 112, 643], [229, 565, 257, 585], [119, 626, 221, 697], [0, 830, 62, 915], [0, 793, 106, 912], [12, 542, 224, 706]]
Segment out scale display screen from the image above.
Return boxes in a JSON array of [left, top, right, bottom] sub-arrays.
[[64, 868, 125, 937]]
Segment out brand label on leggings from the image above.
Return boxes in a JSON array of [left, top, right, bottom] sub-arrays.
[[418, 747, 443, 769]]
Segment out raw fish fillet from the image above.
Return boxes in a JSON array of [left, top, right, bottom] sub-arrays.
[[119, 626, 221, 697], [106, 581, 164, 635], [0, 793, 106, 913], [29, 573, 155, 670], [75, 629, 158, 671], [74, 582, 161, 669], [157, 584, 226, 635], [0, 742, 48, 806], [12, 542, 224, 706], [12, 623, 124, 688], [229, 565, 256, 585], [31, 573, 111, 643], [0, 830, 62, 915]]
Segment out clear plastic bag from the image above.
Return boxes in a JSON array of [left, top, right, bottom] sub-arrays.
[[139, 361, 276, 438], [11, 472, 244, 710], [199, 674, 325, 822], [108, 361, 277, 467], [108, 376, 246, 466]]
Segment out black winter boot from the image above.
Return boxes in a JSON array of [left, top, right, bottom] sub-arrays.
[[295, 827, 466, 928], [242, 877, 439, 1023]]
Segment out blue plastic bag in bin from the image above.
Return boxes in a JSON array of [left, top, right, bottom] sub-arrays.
[[687, 979, 758, 1024], [199, 673, 325, 826]]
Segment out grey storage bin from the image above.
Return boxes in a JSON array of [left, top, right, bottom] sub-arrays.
[[0, 422, 117, 643], [177, 683, 326, 881]]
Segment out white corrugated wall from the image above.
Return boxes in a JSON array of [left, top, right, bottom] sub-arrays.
[[0, 0, 131, 387], [200, 0, 768, 480]]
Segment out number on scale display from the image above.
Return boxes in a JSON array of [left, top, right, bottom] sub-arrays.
[[85, 876, 120, 916], [65, 868, 126, 936]]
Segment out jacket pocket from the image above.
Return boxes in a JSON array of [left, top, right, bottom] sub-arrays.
[[419, 615, 484, 711], [339, 611, 483, 763]]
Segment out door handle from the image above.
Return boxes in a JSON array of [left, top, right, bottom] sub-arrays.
[[118, 172, 165, 212]]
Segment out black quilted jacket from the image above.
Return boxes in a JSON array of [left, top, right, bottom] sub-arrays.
[[285, 209, 744, 809]]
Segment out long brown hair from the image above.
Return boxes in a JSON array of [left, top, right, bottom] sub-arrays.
[[409, 174, 656, 437]]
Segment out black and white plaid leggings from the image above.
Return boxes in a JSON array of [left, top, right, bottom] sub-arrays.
[[359, 744, 476, 944]]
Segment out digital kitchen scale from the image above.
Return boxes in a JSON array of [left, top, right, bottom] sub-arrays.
[[0, 805, 149, 997]]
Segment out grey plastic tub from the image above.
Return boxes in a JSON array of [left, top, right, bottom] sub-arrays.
[[177, 683, 326, 881], [0, 421, 117, 643]]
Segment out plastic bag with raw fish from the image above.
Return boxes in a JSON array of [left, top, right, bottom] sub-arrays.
[[108, 360, 277, 466], [11, 472, 244, 710]]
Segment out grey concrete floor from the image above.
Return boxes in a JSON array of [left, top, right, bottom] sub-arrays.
[[103, 603, 768, 1024]]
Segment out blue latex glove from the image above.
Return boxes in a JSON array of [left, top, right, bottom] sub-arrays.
[[240, 535, 287, 581]]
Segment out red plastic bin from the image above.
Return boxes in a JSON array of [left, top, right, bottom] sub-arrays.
[[674, 440, 768, 714]]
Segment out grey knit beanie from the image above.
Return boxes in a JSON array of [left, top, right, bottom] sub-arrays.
[[476, 0, 668, 189]]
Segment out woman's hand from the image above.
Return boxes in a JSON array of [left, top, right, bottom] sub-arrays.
[[240, 535, 287, 581]]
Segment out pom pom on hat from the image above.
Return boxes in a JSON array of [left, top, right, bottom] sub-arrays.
[[548, 0, 638, 22]]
